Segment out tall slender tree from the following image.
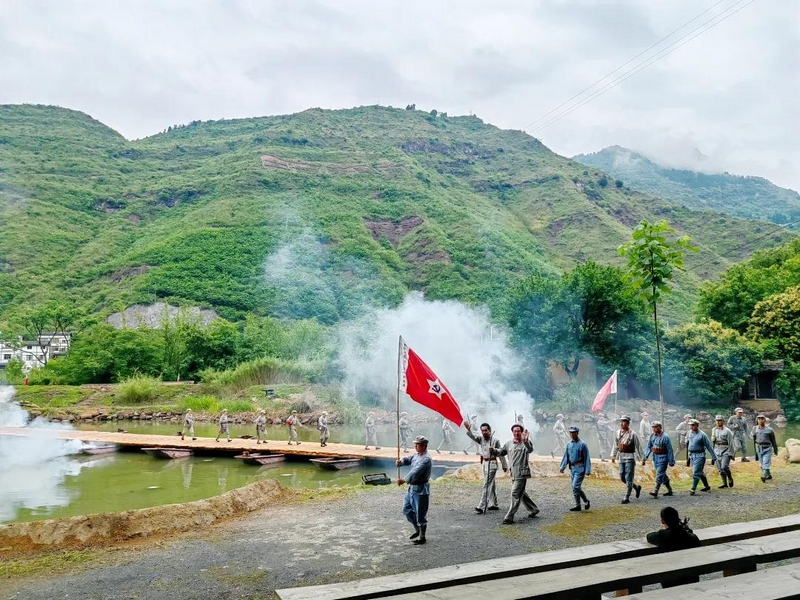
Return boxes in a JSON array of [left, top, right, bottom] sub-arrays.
[[619, 220, 696, 421]]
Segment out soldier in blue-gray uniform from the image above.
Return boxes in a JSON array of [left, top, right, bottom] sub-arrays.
[[727, 408, 750, 462], [551, 414, 568, 459], [399, 411, 414, 453], [642, 420, 675, 498], [396, 435, 433, 545], [436, 417, 455, 454], [559, 425, 591, 512], [711, 415, 734, 488], [611, 415, 643, 504], [180, 409, 196, 441], [256, 410, 268, 444], [686, 419, 717, 495], [215, 408, 231, 442], [751, 414, 779, 483], [464, 420, 508, 514], [495, 423, 539, 524], [317, 411, 329, 447]]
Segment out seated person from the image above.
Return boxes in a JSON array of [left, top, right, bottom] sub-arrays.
[[646, 506, 701, 588]]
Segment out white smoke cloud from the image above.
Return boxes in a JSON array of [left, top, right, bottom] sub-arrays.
[[336, 292, 539, 436], [0, 386, 90, 522]]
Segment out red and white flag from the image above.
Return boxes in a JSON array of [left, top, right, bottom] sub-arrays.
[[400, 337, 464, 426], [591, 370, 618, 412]]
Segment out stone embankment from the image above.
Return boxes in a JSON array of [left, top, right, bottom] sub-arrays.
[[0, 479, 282, 553]]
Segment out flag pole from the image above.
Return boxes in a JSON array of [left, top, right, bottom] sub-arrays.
[[396, 335, 402, 481]]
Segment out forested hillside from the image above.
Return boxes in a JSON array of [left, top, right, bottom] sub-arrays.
[[0, 104, 793, 325], [574, 146, 800, 226]]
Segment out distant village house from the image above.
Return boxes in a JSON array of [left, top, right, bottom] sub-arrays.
[[0, 332, 71, 373]]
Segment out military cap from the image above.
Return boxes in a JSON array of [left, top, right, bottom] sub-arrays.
[[756, 413, 766, 419], [651, 420, 662, 427], [291, 410, 297, 414], [400, 411, 408, 416], [690, 419, 700, 425], [259, 409, 266, 414], [735, 407, 744, 413], [715, 414, 724, 420], [321, 410, 327, 415], [186, 408, 192, 412], [413, 435, 429, 444], [556, 414, 565, 419], [222, 408, 228, 412], [684, 414, 692, 419], [619, 415, 631, 422], [568, 426, 579, 433], [641, 411, 649, 416]]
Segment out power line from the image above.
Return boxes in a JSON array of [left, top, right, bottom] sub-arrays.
[[529, 0, 758, 134], [522, 0, 731, 130]]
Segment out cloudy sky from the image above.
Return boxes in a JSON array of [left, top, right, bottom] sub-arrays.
[[1, 0, 798, 189]]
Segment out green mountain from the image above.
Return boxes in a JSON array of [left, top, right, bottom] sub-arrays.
[[0, 104, 794, 325], [573, 146, 800, 227]]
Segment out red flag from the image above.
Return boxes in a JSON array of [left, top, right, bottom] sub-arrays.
[[591, 370, 618, 412], [400, 338, 463, 426]]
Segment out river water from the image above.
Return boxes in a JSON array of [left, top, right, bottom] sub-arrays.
[[2, 412, 798, 525]]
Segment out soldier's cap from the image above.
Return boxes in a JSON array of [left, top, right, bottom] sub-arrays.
[[291, 410, 298, 414], [619, 415, 631, 422], [715, 414, 724, 420], [735, 407, 744, 413], [368, 411, 375, 416], [186, 408, 192, 412], [400, 411, 408, 416], [641, 412, 649, 416], [413, 435, 429, 445], [556, 414, 564, 419], [684, 414, 692, 419], [690, 419, 700, 425], [568, 426, 579, 433], [259, 409, 266, 414], [651, 420, 662, 427], [321, 410, 327, 415], [222, 408, 228, 412], [757, 413, 766, 419]]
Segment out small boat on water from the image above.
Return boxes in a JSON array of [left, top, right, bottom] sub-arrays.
[[310, 457, 361, 470], [142, 447, 193, 459], [234, 453, 286, 466], [79, 444, 118, 456]]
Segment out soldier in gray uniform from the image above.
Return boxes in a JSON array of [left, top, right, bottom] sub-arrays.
[[287, 410, 302, 444], [639, 412, 652, 440], [463, 414, 480, 455], [596, 412, 614, 461], [318, 411, 329, 447], [365, 412, 380, 450], [727, 407, 750, 462], [464, 420, 508, 514], [551, 414, 568, 459], [215, 408, 231, 442], [611, 415, 643, 504], [399, 411, 414, 453], [711, 415, 734, 488], [256, 409, 268, 444], [751, 414, 779, 482], [495, 423, 539, 524], [686, 419, 717, 495], [675, 414, 692, 454], [396, 435, 433, 545], [436, 417, 455, 454], [181, 409, 196, 441]]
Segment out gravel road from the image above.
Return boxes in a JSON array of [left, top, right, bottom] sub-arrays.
[[5, 461, 800, 600]]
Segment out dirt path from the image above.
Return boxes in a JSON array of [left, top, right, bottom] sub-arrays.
[[5, 463, 800, 600]]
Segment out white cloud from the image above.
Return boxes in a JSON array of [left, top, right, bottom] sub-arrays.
[[0, 0, 797, 189]]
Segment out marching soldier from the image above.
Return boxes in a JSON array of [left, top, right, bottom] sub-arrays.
[[727, 408, 750, 462], [686, 419, 717, 495], [215, 408, 231, 442], [559, 426, 591, 512], [639, 411, 652, 440], [551, 414, 568, 459], [596, 412, 614, 461], [436, 417, 455, 454], [611, 415, 643, 504], [675, 414, 692, 454], [287, 410, 302, 445], [751, 414, 779, 483], [256, 409, 267, 444], [365, 411, 380, 450], [399, 411, 414, 453], [318, 411, 329, 447], [495, 423, 539, 524], [463, 414, 480, 455], [396, 435, 433, 545], [642, 420, 675, 498], [464, 420, 507, 514], [181, 408, 196, 441], [711, 415, 734, 488]]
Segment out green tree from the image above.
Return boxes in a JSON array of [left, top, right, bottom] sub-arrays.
[[619, 220, 696, 420], [663, 321, 762, 405], [774, 360, 800, 421], [508, 261, 652, 380], [748, 286, 800, 359], [15, 301, 82, 367]]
